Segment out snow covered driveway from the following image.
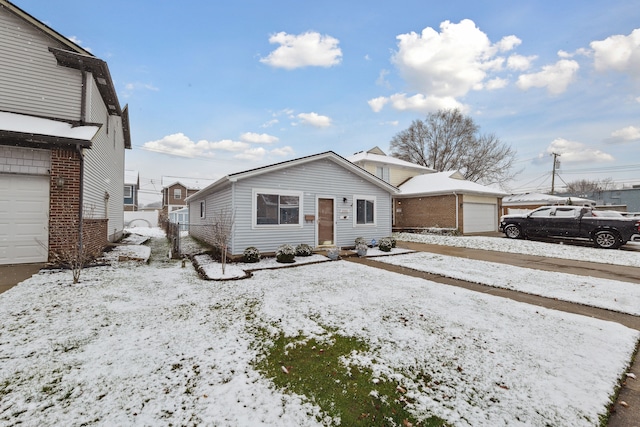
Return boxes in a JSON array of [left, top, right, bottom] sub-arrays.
[[0, 234, 638, 426]]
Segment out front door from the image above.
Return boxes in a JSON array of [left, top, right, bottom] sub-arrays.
[[318, 198, 334, 246]]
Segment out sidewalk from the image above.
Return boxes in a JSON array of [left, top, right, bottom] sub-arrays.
[[347, 241, 640, 427], [0, 263, 43, 294]]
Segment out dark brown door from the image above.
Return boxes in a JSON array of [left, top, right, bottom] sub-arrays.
[[318, 198, 334, 245]]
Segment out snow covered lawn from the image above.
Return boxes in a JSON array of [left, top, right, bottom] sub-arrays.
[[395, 232, 640, 267], [0, 231, 638, 426], [375, 251, 640, 315]]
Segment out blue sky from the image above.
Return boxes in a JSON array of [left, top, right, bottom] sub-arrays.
[[16, 0, 640, 204]]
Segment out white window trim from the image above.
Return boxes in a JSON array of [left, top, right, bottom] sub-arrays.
[[173, 188, 182, 200], [124, 185, 132, 198], [353, 194, 376, 227], [200, 200, 206, 219], [252, 188, 303, 229]]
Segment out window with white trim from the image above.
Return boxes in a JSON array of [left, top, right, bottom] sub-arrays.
[[124, 186, 132, 198], [173, 188, 182, 200], [355, 196, 375, 225], [254, 190, 302, 226], [200, 201, 206, 219]]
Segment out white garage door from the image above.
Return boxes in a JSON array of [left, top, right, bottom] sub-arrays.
[[463, 203, 497, 233], [0, 174, 49, 265]]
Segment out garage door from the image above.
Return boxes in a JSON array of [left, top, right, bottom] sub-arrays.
[[0, 174, 49, 264], [463, 203, 497, 233]]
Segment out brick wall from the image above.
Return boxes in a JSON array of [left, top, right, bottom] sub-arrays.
[[48, 148, 108, 262], [394, 195, 459, 229]]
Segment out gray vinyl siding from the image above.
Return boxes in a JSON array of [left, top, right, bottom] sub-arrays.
[[188, 185, 233, 248], [82, 75, 125, 240], [189, 158, 393, 256], [0, 6, 82, 120]]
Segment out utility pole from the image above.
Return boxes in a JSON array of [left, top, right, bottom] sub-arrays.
[[550, 152, 560, 195]]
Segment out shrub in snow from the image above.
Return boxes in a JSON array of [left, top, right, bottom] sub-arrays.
[[243, 247, 261, 263], [327, 247, 341, 260], [276, 244, 296, 263], [378, 237, 393, 252], [295, 243, 313, 257], [355, 242, 368, 257], [355, 237, 367, 246], [387, 236, 397, 248]]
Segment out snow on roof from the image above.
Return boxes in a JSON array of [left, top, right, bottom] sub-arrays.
[[398, 171, 508, 197], [0, 111, 100, 141], [161, 176, 216, 190], [347, 150, 434, 172], [503, 192, 596, 206], [124, 170, 139, 185]]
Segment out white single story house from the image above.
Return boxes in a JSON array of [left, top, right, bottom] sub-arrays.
[[394, 171, 508, 233], [186, 151, 398, 256]]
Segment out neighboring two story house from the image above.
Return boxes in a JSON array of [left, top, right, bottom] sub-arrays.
[[124, 170, 139, 211], [0, 0, 130, 265], [160, 177, 214, 223]]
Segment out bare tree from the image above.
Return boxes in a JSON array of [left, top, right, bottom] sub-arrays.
[[565, 178, 616, 194], [389, 109, 517, 186], [210, 207, 235, 275]]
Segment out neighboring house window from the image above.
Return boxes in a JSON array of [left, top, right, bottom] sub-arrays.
[[200, 201, 206, 219], [124, 186, 132, 198], [174, 189, 182, 200], [355, 196, 375, 225], [254, 189, 302, 226], [376, 166, 390, 182]]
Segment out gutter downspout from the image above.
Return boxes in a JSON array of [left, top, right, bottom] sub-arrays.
[[453, 192, 459, 233], [77, 143, 85, 258]]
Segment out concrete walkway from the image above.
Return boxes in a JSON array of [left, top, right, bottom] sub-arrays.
[[346, 241, 640, 427]]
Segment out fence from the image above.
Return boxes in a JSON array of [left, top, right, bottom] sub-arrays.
[[163, 221, 214, 259]]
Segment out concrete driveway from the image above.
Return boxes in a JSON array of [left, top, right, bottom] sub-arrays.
[[0, 263, 44, 294]]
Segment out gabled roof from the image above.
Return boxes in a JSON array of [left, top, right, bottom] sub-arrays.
[[0, 1, 131, 149], [161, 176, 216, 190], [398, 171, 508, 197], [124, 170, 139, 186], [187, 151, 399, 201], [347, 149, 435, 173]]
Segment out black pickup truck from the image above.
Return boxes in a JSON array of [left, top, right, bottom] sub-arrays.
[[499, 206, 640, 249]]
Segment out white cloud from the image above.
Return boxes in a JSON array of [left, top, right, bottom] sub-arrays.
[[608, 125, 640, 143], [507, 54, 537, 71], [234, 147, 267, 161], [260, 31, 342, 69], [591, 28, 640, 74], [369, 93, 465, 114], [270, 146, 295, 156], [240, 132, 279, 144], [67, 35, 92, 52], [142, 133, 248, 158], [372, 19, 518, 113], [516, 59, 579, 95], [544, 138, 614, 163], [392, 19, 518, 98], [485, 77, 509, 90], [261, 119, 279, 128], [376, 69, 391, 88], [297, 112, 332, 127], [368, 96, 389, 113]]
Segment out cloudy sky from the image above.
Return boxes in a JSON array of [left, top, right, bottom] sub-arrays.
[[17, 0, 640, 203]]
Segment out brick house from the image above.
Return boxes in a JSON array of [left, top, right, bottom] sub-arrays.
[[0, 1, 131, 265]]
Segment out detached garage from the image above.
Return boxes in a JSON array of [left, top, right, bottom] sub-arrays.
[[393, 171, 506, 234]]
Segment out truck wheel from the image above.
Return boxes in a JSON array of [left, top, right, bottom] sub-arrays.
[[594, 230, 621, 249], [504, 224, 522, 239]]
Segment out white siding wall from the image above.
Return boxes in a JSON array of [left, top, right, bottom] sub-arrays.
[[82, 75, 125, 241], [190, 159, 393, 256], [0, 6, 82, 120]]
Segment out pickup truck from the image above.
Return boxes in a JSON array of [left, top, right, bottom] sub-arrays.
[[499, 206, 640, 249]]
